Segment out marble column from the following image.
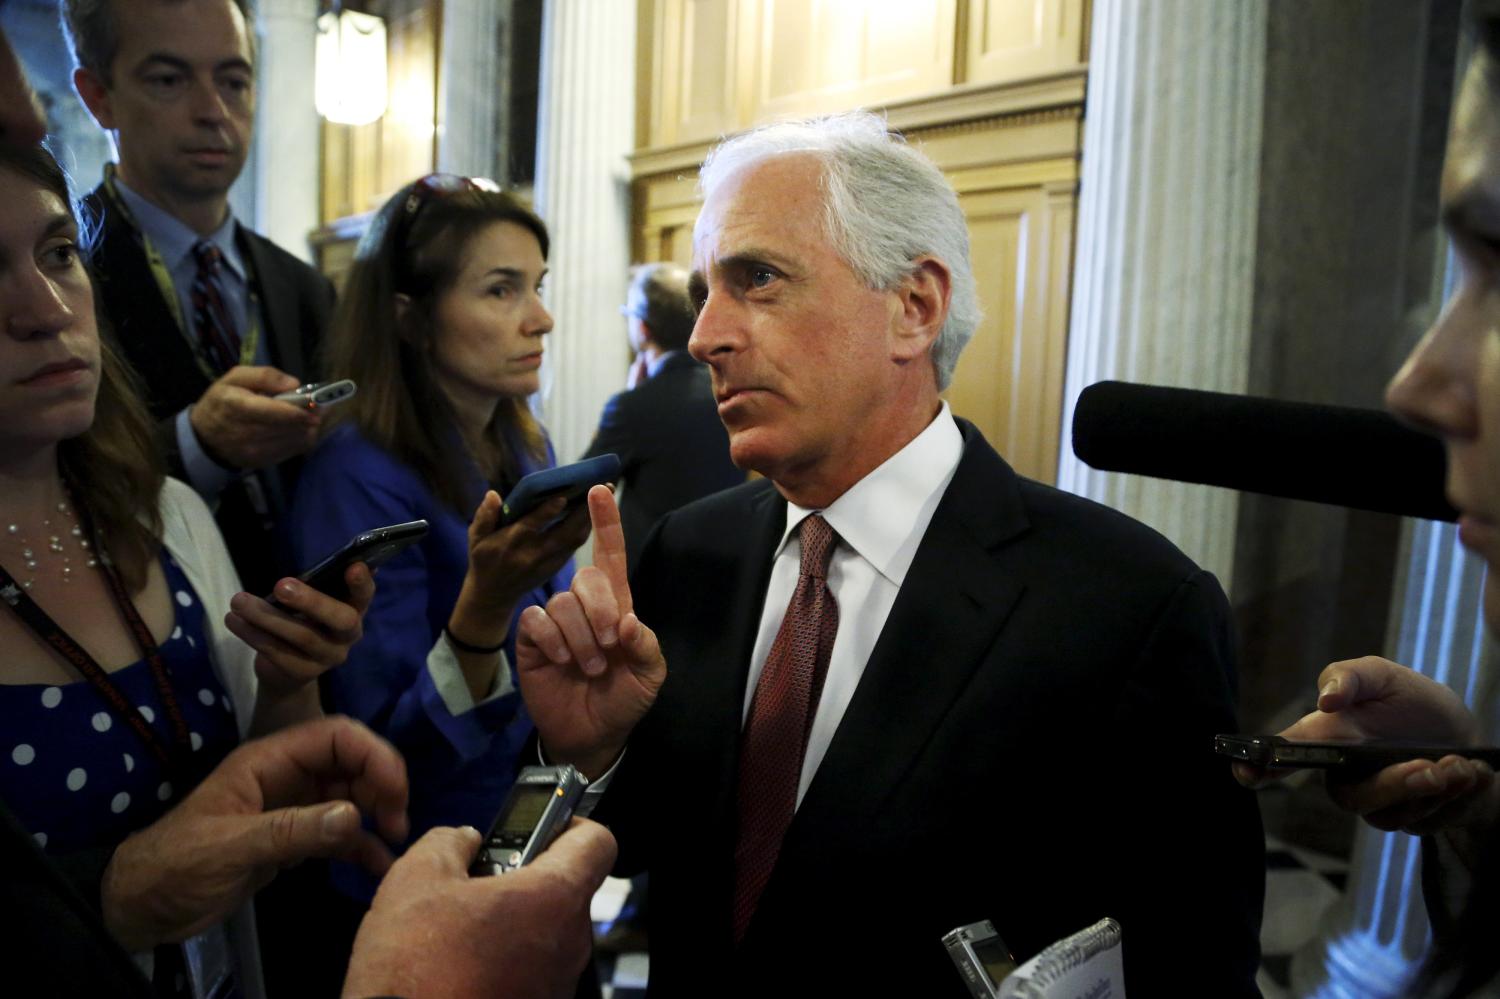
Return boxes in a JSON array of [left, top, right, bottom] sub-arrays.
[[532, 0, 636, 472], [1055, 0, 1267, 586], [252, 0, 320, 260], [436, 0, 503, 177], [1293, 518, 1498, 997]]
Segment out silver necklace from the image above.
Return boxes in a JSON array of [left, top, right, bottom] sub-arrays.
[[3, 497, 98, 590]]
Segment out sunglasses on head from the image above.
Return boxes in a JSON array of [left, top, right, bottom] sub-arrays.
[[392, 173, 502, 289]]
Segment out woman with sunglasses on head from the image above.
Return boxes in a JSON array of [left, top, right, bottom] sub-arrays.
[[0, 141, 373, 991], [288, 176, 589, 900]]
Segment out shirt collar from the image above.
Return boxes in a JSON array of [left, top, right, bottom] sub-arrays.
[[113, 172, 245, 282], [646, 349, 684, 379], [774, 401, 964, 587]]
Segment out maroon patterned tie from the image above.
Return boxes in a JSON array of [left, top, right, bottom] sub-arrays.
[[732, 513, 840, 944], [190, 241, 241, 374]]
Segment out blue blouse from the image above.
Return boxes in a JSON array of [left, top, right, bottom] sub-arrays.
[[289, 424, 573, 865], [0, 552, 239, 854]]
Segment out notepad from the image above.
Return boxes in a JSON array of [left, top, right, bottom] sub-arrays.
[[1000, 917, 1124, 999]]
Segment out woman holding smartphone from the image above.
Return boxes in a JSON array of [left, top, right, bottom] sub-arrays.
[[1236, 11, 1500, 994], [289, 177, 589, 897], [0, 142, 372, 989]]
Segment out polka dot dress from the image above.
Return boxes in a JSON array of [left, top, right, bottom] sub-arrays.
[[0, 553, 239, 853]]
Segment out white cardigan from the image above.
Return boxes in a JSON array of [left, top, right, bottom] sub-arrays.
[[149, 477, 266, 999], [157, 477, 258, 739]]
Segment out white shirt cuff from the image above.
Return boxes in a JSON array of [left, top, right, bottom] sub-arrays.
[[427, 633, 515, 715], [537, 741, 623, 818]]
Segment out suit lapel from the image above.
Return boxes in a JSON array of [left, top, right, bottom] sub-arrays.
[[238, 228, 307, 376], [703, 483, 784, 771], [791, 425, 1031, 832], [83, 189, 211, 414]]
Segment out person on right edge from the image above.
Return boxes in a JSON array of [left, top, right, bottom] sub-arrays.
[[1235, 5, 1500, 996], [517, 111, 1264, 996], [582, 263, 742, 568]]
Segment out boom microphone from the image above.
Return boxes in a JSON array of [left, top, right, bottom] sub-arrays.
[[1070, 381, 1458, 522]]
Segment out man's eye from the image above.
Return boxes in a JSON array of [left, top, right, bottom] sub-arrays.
[[142, 72, 185, 94], [749, 267, 776, 289]]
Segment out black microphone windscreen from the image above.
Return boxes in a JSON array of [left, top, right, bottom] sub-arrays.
[[1071, 382, 1458, 522]]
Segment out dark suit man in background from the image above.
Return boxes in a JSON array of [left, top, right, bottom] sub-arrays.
[[63, 0, 333, 596], [517, 112, 1265, 995], [584, 262, 743, 570]]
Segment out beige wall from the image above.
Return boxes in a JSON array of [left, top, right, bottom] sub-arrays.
[[631, 0, 1089, 482]]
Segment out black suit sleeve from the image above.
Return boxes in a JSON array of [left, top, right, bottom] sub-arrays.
[[1106, 569, 1264, 997]]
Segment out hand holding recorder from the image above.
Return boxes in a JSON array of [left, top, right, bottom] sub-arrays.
[[1232, 656, 1500, 846], [516, 486, 667, 780], [343, 819, 616, 999]]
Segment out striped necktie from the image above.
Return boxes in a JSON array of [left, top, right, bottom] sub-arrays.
[[189, 241, 241, 374]]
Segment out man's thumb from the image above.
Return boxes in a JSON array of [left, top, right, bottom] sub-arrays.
[[243, 800, 361, 867]]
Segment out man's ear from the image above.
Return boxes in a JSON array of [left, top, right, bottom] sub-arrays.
[[73, 67, 116, 130], [890, 255, 951, 364]]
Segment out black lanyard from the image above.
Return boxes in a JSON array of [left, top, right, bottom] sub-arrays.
[[0, 505, 192, 773]]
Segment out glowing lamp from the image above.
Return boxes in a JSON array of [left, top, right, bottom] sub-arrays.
[[315, 9, 388, 126]]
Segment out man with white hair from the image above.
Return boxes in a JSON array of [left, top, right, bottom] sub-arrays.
[[518, 111, 1264, 996]]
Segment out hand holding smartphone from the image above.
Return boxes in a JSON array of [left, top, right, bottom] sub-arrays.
[[1215, 733, 1500, 776], [499, 454, 621, 529], [272, 520, 430, 604]]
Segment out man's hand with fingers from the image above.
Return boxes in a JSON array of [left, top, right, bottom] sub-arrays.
[[342, 819, 617, 999], [100, 716, 408, 953], [517, 485, 667, 779], [189, 365, 321, 471], [1233, 656, 1500, 849]]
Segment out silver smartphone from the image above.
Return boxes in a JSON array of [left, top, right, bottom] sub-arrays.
[[942, 920, 1015, 999], [274, 379, 357, 411]]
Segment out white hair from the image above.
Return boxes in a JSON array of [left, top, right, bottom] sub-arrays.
[[697, 110, 981, 389]]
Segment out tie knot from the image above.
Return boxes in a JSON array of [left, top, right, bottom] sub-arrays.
[[193, 240, 222, 273], [796, 514, 836, 581]]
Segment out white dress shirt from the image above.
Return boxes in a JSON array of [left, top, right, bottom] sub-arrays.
[[744, 402, 963, 807]]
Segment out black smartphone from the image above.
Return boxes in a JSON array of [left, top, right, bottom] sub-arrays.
[[498, 453, 621, 528], [276, 520, 430, 603], [1214, 733, 1500, 775]]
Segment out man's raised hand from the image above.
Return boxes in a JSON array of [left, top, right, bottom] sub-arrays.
[[516, 485, 665, 778]]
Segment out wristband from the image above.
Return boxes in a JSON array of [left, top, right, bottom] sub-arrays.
[[444, 626, 504, 655]]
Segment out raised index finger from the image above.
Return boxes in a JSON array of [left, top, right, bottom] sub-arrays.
[[588, 485, 632, 617]]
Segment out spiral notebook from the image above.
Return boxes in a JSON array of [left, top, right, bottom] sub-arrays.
[[1000, 917, 1124, 999]]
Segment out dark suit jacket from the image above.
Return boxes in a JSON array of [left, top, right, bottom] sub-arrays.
[[81, 186, 335, 594], [598, 419, 1264, 997], [582, 351, 744, 569]]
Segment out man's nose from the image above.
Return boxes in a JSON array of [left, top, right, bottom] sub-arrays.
[[189, 78, 231, 124], [688, 292, 742, 363]]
